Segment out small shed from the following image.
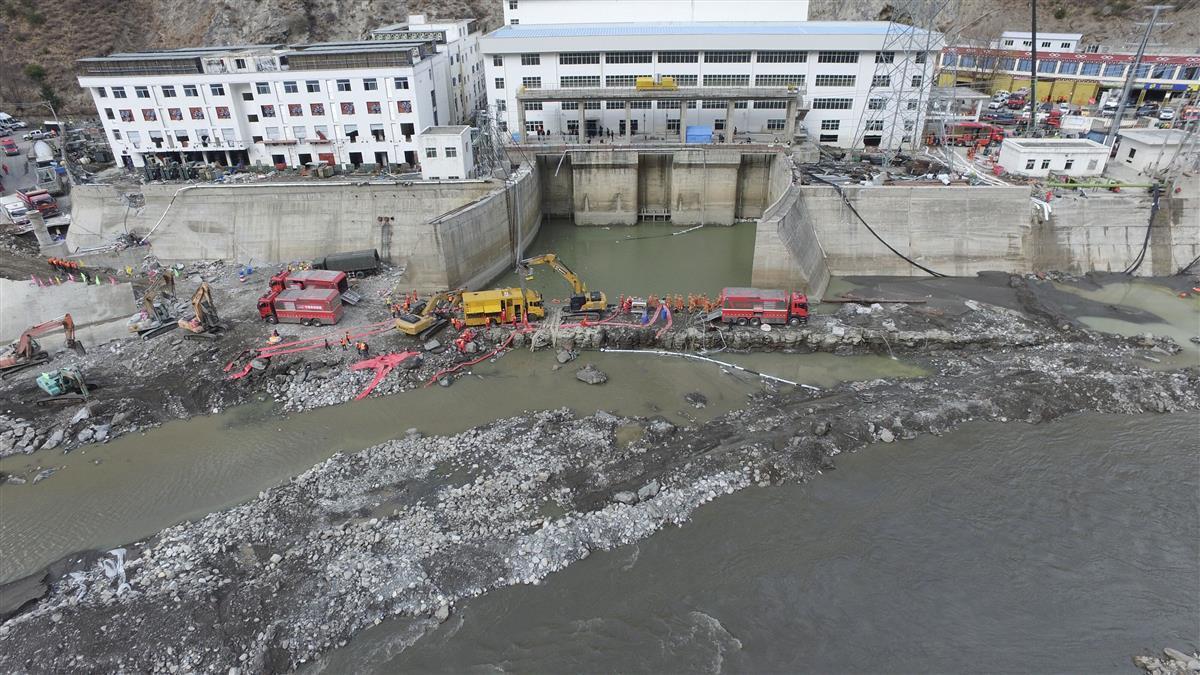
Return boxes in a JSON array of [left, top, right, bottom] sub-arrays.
[[1116, 128, 1190, 175], [419, 126, 475, 180], [997, 138, 1109, 178]]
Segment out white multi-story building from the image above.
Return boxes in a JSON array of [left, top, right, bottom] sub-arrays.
[[991, 31, 1083, 53], [77, 41, 451, 170], [480, 19, 941, 148], [371, 14, 486, 124], [502, 0, 810, 25]]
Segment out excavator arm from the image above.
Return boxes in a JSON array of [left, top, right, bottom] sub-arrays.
[[420, 290, 461, 317], [520, 254, 587, 295], [16, 314, 83, 358]]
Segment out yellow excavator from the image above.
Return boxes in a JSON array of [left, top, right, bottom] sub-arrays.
[[178, 282, 225, 340], [519, 253, 608, 314], [395, 290, 460, 337]]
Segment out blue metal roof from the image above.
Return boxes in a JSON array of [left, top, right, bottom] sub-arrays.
[[488, 21, 924, 39]]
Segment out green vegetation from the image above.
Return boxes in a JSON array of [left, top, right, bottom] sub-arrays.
[[1053, 7, 1068, 20], [23, 62, 61, 111]]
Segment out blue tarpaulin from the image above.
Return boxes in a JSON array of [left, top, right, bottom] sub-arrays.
[[685, 125, 713, 144]]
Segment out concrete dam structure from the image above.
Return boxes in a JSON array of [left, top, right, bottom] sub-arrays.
[[65, 147, 1198, 299]]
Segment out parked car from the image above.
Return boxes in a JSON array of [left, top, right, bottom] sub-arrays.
[[983, 112, 1018, 125], [22, 130, 48, 141], [993, 89, 1011, 100], [987, 99, 1006, 110], [0, 126, 11, 138], [7, 120, 27, 129], [1, 137, 18, 156], [1136, 104, 1160, 117], [1159, 107, 1176, 121]]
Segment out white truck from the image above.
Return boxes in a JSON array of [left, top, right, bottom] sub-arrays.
[[1, 194, 31, 228]]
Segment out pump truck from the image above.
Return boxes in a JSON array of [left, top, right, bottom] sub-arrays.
[[519, 253, 607, 313]]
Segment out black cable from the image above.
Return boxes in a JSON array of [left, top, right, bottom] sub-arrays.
[[1174, 254, 1199, 276], [1122, 183, 1161, 275], [811, 175, 947, 278]]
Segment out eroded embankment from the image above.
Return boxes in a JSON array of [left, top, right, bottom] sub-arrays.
[[1, 337, 1196, 672]]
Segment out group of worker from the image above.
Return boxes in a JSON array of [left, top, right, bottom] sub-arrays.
[[617, 294, 718, 314], [46, 257, 81, 271], [387, 289, 422, 317]]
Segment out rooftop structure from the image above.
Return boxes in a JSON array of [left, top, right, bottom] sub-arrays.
[[502, 0, 810, 26], [371, 15, 486, 125], [418, 125, 475, 180], [1116, 128, 1196, 175], [997, 137, 1109, 178], [993, 31, 1083, 53]]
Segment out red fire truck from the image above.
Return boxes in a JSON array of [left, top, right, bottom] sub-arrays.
[[716, 287, 809, 326], [257, 287, 343, 326], [267, 269, 362, 305]]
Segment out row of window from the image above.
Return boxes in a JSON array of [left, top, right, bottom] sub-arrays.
[[500, 73, 822, 89], [423, 146, 459, 158], [942, 53, 1200, 81], [102, 99, 417, 124], [113, 122, 421, 148], [518, 100, 792, 111], [495, 50, 931, 67], [1002, 39, 1075, 49], [1023, 156, 1098, 171], [95, 77, 411, 100]]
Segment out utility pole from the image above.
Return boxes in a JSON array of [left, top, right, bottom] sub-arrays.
[[1104, 4, 1174, 147], [1027, 0, 1038, 137]]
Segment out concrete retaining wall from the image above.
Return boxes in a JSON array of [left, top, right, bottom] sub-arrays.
[[572, 151, 638, 225], [66, 171, 543, 292], [1036, 190, 1199, 275], [671, 149, 740, 226], [537, 155, 574, 218], [805, 185, 1033, 277], [751, 184, 831, 298], [1, 278, 135, 349]]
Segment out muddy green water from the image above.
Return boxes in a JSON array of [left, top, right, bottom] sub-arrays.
[[312, 412, 1200, 673], [1057, 280, 1200, 367]]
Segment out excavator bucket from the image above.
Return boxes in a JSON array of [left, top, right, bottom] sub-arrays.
[[69, 340, 86, 356]]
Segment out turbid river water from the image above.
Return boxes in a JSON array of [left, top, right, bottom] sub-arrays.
[[310, 412, 1199, 673]]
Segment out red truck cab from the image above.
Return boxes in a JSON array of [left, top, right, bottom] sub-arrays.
[[257, 287, 343, 326], [268, 269, 349, 294], [718, 287, 809, 326], [1, 138, 18, 156], [17, 189, 59, 218]]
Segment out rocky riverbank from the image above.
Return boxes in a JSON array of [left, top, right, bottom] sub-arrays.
[[1, 335, 1196, 671]]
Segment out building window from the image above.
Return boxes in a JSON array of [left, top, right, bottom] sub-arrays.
[[112, 87, 127, 98], [817, 51, 858, 63], [666, 74, 699, 86], [495, 78, 505, 88], [911, 75, 923, 87], [363, 78, 378, 90], [562, 75, 601, 87], [394, 77, 409, 90], [288, 103, 303, 116], [495, 100, 505, 112], [1025, 159, 1036, 170], [371, 124, 385, 141], [306, 80, 320, 93], [445, 146, 458, 157], [1003, 39, 1015, 46], [916, 50, 930, 63], [310, 103, 325, 115], [1127, 148, 1136, 159], [293, 126, 307, 141], [97, 87, 108, 98], [119, 109, 134, 122], [1064, 159, 1074, 170], [493, 56, 503, 67], [104, 108, 114, 120], [630, 101, 651, 109], [1080, 62, 1101, 76], [865, 120, 884, 131], [813, 98, 854, 110], [1180, 66, 1199, 80], [523, 102, 542, 111], [667, 119, 680, 132], [397, 101, 412, 113], [190, 107, 204, 119], [560, 52, 601, 65], [703, 74, 750, 87], [509, 0, 518, 8], [1061, 42, 1072, 48], [168, 108, 183, 121], [1103, 63, 1126, 78], [766, 119, 786, 131], [425, 147, 438, 158], [867, 98, 885, 110], [907, 99, 919, 110], [1058, 62, 1079, 75], [510, 19, 519, 25], [875, 51, 895, 64], [256, 82, 271, 94], [183, 84, 198, 96], [604, 101, 624, 109], [520, 53, 540, 66], [659, 51, 699, 63], [606, 51, 652, 64], [366, 101, 381, 114], [340, 102, 355, 115], [815, 74, 856, 87], [343, 124, 358, 142], [702, 100, 727, 109], [1151, 64, 1177, 79], [141, 108, 156, 121], [604, 75, 644, 88], [521, 76, 541, 88], [872, 75, 891, 87], [1087, 159, 1098, 170], [821, 119, 840, 130], [757, 50, 806, 63], [216, 106, 230, 119], [704, 51, 751, 63], [819, 134, 839, 143], [1039, 60, 1058, 74], [242, 92, 254, 102], [1040, 159, 1051, 169], [1040, 41, 1051, 47], [754, 100, 787, 109], [134, 86, 150, 98], [283, 81, 298, 93], [247, 114, 258, 123], [205, 84, 222, 96], [562, 101, 579, 110], [260, 105, 276, 118], [161, 86, 176, 98], [755, 74, 804, 87], [336, 79, 351, 92]]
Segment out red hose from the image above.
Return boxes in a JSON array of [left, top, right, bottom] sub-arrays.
[[424, 333, 516, 387]]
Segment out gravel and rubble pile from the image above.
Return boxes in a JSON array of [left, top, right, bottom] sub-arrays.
[[1134, 649, 1200, 675], [2, 343, 1196, 672]]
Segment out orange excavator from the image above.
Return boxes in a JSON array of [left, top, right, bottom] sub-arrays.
[[0, 314, 86, 379]]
